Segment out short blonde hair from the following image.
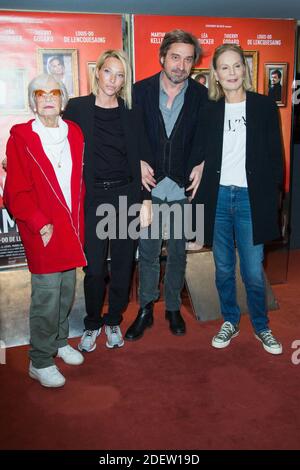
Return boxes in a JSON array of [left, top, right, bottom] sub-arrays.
[[91, 49, 132, 109], [28, 73, 68, 112], [208, 44, 252, 101]]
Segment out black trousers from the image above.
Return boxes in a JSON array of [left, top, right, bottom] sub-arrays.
[[83, 183, 137, 330]]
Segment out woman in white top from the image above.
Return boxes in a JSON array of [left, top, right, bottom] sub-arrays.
[[193, 44, 283, 355]]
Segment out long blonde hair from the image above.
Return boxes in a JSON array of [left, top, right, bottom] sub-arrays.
[[208, 44, 252, 101], [91, 49, 132, 109]]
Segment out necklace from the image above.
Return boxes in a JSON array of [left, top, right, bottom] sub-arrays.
[[46, 139, 67, 168], [42, 125, 68, 169]]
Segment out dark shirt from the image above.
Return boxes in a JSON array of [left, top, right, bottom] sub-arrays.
[[94, 105, 129, 180]]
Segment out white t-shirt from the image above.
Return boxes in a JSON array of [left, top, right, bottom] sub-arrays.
[[220, 100, 247, 187]]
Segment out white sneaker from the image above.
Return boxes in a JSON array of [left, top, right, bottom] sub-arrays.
[[57, 344, 84, 365], [78, 328, 101, 352], [105, 325, 124, 349], [186, 241, 203, 251], [255, 330, 283, 355], [212, 321, 240, 349], [29, 362, 65, 388]]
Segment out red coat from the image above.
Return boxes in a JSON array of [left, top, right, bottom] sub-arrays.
[[3, 119, 87, 274]]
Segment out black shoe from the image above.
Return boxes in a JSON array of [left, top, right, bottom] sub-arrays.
[[165, 310, 186, 336], [125, 302, 154, 341]]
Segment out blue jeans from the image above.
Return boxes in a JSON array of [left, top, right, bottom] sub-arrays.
[[212, 185, 269, 334], [138, 197, 187, 311]]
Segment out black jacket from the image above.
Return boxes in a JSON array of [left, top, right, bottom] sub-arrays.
[[192, 91, 284, 245], [63, 94, 151, 208], [133, 73, 208, 188]]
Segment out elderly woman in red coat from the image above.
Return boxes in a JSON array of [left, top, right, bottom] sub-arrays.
[[4, 73, 86, 388]]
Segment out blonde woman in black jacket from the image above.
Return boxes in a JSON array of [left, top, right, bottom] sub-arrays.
[[64, 50, 152, 352], [193, 44, 283, 355]]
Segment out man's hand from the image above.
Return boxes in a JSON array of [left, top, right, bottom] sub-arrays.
[[186, 161, 205, 200], [141, 160, 156, 192], [140, 200, 153, 228]]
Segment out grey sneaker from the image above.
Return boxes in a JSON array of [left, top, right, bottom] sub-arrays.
[[212, 321, 240, 349], [255, 330, 282, 355], [78, 328, 101, 353], [105, 325, 124, 349]]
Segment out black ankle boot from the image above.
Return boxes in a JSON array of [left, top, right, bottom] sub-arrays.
[[125, 302, 154, 341], [165, 310, 186, 336]]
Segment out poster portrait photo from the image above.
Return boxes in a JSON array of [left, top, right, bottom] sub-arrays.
[[37, 48, 79, 97], [264, 62, 288, 107], [191, 68, 209, 88]]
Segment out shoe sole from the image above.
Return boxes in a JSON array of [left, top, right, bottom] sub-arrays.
[[212, 330, 240, 349], [105, 340, 125, 349], [165, 317, 186, 336], [29, 370, 65, 388], [170, 329, 186, 336], [254, 334, 283, 355], [124, 323, 153, 341]]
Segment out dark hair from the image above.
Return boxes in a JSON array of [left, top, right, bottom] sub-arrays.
[[272, 69, 282, 79], [159, 29, 202, 64]]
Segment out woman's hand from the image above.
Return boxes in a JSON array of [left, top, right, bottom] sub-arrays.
[[140, 200, 153, 228], [40, 224, 53, 247], [141, 160, 156, 192]]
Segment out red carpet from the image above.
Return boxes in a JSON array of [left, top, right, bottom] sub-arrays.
[[1, 251, 300, 450]]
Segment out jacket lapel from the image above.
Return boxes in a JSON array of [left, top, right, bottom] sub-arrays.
[[181, 78, 194, 114], [145, 74, 161, 139], [147, 73, 160, 116], [81, 94, 96, 183], [67, 125, 84, 217], [213, 98, 226, 169], [118, 97, 137, 176], [245, 91, 254, 169]]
